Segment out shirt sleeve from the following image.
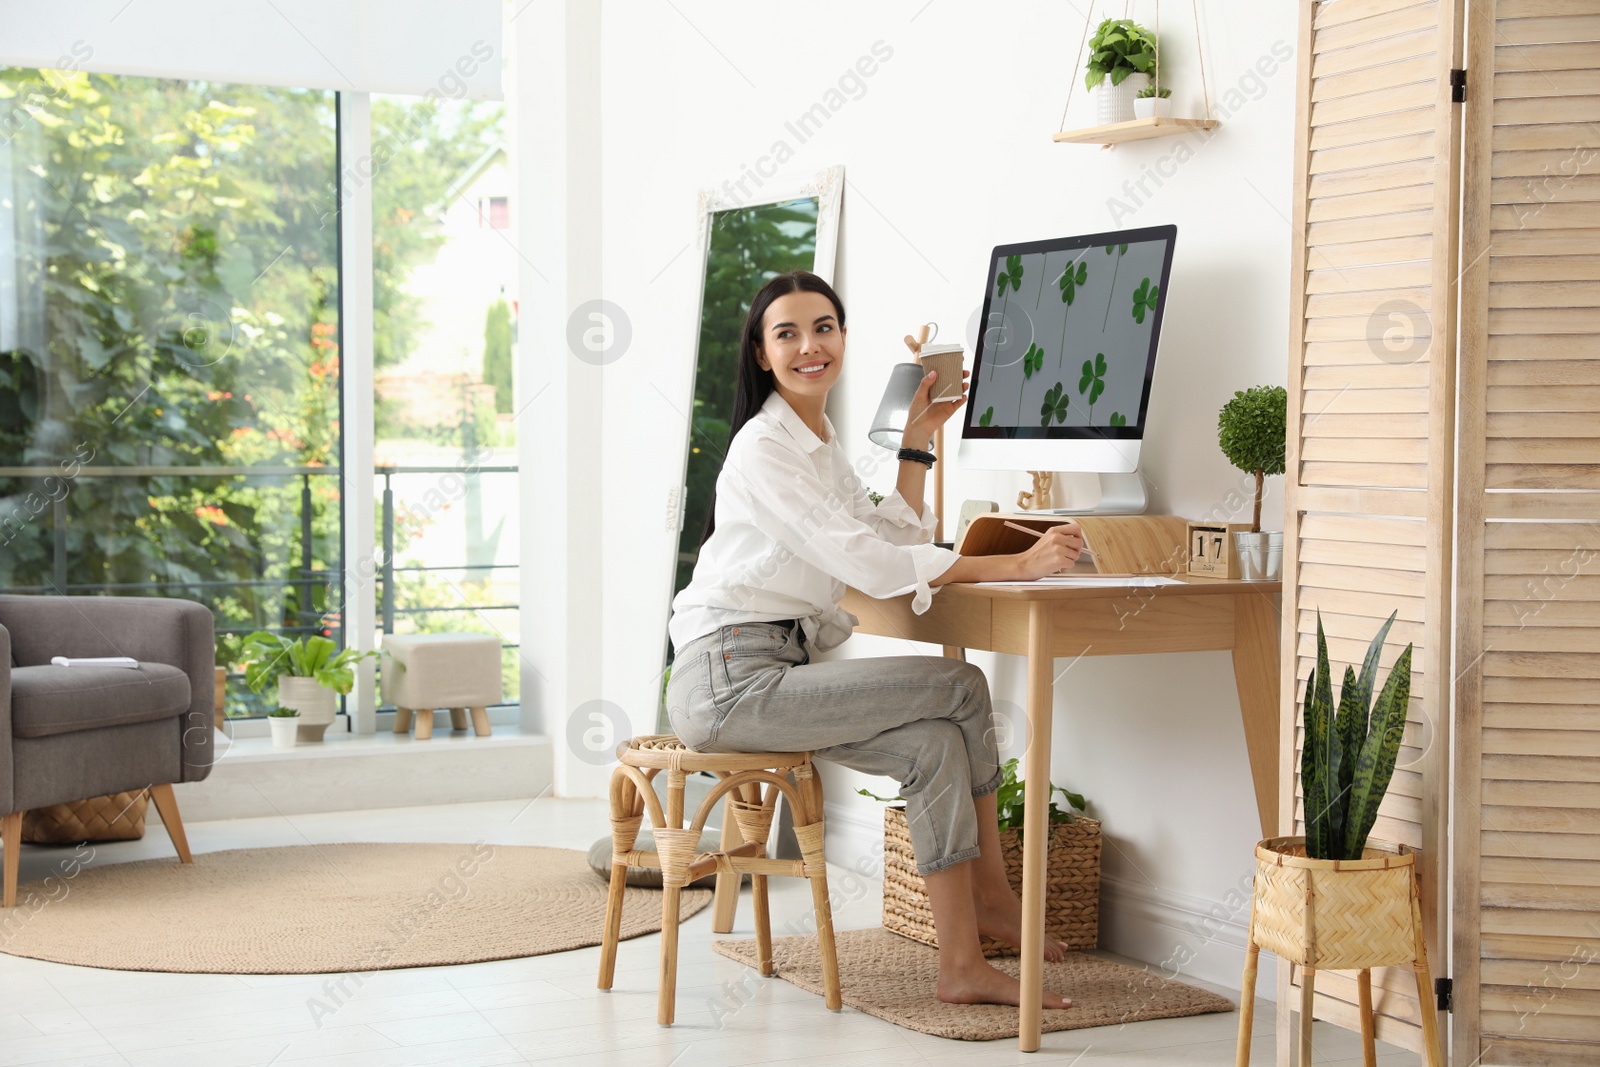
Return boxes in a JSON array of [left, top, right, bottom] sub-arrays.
[[853, 484, 939, 548], [722, 434, 962, 614]]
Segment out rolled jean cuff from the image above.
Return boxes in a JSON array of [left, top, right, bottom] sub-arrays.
[[917, 844, 981, 877], [972, 767, 1004, 798]]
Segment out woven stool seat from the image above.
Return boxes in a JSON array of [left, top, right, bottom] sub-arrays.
[[617, 734, 814, 773], [599, 734, 841, 1025]]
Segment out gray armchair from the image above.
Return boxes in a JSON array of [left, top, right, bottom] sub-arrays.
[[0, 594, 216, 907]]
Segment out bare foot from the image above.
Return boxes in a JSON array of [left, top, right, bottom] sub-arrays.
[[976, 889, 1069, 962], [938, 958, 1072, 1009]]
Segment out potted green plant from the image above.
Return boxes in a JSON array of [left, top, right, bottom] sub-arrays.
[[1217, 384, 1287, 581], [1084, 17, 1157, 125], [1132, 84, 1172, 120], [266, 706, 300, 751], [860, 758, 1101, 956], [240, 632, 381, 743], [1236, 612, 1444, 1065]]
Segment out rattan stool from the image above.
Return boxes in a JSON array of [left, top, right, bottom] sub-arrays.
[[597, 734, 842, 1025]]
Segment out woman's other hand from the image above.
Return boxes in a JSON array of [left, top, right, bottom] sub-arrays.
[[902, 369, 970, 448], [1012, 522, 1083, 580]]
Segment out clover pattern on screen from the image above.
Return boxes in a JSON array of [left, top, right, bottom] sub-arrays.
[[973, 237, 1167, 430]]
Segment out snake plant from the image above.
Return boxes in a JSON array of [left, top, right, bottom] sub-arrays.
[[1301, 610, 1413, 860]]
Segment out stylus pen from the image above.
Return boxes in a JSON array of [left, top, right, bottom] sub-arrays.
[[1002, 521, 1131, 576]]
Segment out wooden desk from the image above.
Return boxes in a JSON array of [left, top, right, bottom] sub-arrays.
[[842, 576, 1281, 1053]]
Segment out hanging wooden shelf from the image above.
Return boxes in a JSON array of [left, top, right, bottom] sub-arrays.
[[1052, 116, 1219, 147]]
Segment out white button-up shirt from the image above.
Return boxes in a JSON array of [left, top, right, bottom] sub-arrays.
[[669, 391, 963, 654]]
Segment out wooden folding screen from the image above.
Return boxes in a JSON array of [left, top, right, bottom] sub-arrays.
[[1453, 2, 1600, 1063], [1283, 0, 1464, 1056]]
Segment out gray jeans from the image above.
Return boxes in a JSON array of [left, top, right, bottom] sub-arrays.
[[665, 621, 1003, 875]]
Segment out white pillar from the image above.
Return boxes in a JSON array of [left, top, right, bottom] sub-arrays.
[[338, 91, 378, 734], [511, 0, 608, 795]]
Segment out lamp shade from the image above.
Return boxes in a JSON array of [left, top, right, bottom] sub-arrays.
[[868, 363, 929, 450]]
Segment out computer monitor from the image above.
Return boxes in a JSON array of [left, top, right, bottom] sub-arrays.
[[957, 224, 1176, 514]]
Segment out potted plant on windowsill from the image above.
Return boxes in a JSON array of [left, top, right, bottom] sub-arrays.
[[266, 706, 300, 751], [240, 632, 381, 743], [1235, 611, 1444, 1066], [1217, 384, 1287, 581], [1132, 84, 1172, 120], [1084, 17, 1157, 126], [860, 758, 1101, 955]]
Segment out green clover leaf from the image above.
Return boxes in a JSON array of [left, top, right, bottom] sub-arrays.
[[1132, 277, 1159, 324], [1078, 353, 1106, 406], [1023, 342, 1044, 379], [979, 406, 994, 427], [1041, 382, 1069, 426], [996, 254, 1024, 297], [1058, 259, 1088, 306], [1109, 411, 1127, 427]]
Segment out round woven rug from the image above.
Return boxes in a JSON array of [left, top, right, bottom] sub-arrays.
[[0, 843, 710, 974]]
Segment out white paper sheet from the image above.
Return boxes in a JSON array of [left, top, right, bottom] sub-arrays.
[[973, 575, 1184, 588]]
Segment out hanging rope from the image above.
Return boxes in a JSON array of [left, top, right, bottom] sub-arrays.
[[1058, 1, 1097, 133], [1192, 0, 1213, 120]]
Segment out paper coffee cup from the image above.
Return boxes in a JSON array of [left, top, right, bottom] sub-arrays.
[[918, 343, 965, 403]]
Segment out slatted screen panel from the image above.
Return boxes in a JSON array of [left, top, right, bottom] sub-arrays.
[[1283, 0, 1461, 1056], [1455, 2, 1600, 1063]]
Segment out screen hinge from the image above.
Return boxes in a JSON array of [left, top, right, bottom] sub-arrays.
[[1435, 976, 1453, 1012], [1450, 69, 1467, 103]]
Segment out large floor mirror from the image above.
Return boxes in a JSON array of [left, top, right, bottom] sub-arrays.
[[661, 166, 844, 723]]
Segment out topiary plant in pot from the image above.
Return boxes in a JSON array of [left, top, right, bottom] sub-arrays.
[[1217, 384, 1287, 580]]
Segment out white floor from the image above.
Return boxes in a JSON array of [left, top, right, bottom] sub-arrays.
[[0, 798, 1412, 1066]]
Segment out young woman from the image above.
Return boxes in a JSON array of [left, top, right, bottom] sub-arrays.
[[665, 270, 1083, 1010]]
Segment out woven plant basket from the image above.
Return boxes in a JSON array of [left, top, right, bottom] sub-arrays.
[[23, 790, 149, 845], [1250, 835, 1418, 970], [881, 805, 1100, 956]]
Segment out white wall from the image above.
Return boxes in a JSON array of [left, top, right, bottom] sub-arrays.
[[593, 0, 1297, 989]]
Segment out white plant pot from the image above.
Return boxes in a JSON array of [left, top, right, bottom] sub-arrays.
[[1132, 96, 1170, 120], [277, 675, 337, 742], [1234, 531, 1285, 582], [268, 716, 299, 751], [1094, 72, 1149, 126]]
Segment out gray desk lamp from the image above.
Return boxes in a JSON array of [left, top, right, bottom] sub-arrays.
[[867, 325, 946, 540]]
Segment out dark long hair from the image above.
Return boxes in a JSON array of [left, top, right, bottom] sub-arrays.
[[696, 269, 847, 549]]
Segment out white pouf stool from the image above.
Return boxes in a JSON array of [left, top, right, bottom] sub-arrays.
[[381, 633, 502, 739]]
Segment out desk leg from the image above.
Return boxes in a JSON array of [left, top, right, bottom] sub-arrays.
[[1019, 601, 1054, 1053], [942, 645, 966, 663], [1231, 592, 1281, 840]]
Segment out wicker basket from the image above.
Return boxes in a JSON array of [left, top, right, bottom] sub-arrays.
[[1250, 835, 1419, 970], [880, 805, 1100, 956], [23, 790, 149, 845]]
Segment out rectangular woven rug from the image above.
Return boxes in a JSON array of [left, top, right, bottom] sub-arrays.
[[714, 928, 1233, 1041]]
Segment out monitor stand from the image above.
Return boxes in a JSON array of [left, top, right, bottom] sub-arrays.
[[1034, 471, 1149, 516]]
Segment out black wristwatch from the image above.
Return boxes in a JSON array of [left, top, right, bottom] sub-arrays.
[[897, 447, 936, 468]]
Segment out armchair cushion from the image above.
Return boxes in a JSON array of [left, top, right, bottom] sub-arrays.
[[10, 663, 190, 739]]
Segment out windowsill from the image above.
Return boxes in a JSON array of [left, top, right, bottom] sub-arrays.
[[212, 721, 548, 764]]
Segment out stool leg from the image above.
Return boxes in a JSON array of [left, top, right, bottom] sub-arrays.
[[393, 707, 413, 735], [795, 767, 841, 1011], [469, 706, 491, 736], [752, 874, 773, 976], [711, 792, 742, 934], [1357, 968, 1376, 1067], [414, 708, 434, 740], [599, 773, 641, 991], [449, 707, 468, 731], [1235, 938, 1259, 1067], [657, 769, 689, 1026], [2, 811, 21, 909], [1298, 967, 1315, 1067]]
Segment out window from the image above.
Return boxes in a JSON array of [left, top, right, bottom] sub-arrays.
[[0, 68, 341, 717], [371, 93, 520, 710]]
